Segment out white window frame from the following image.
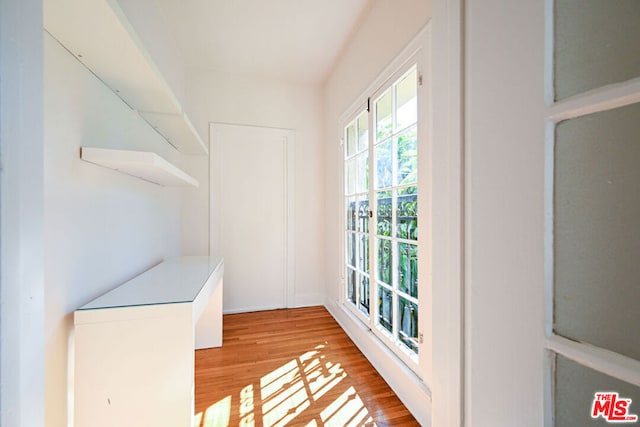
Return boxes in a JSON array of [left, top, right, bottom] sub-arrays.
[[343, 108, 371, 324], [339, 46, 432, 380], [543, 0, 640, 424]]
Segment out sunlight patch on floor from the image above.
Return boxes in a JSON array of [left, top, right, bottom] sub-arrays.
[[197, 395, 231, 427], [193, 411, 203, 427], [262, 368, 310, 427], [196, 343, 377, 426], [320, 386, 376, 427], [238, 384, 255, 426]]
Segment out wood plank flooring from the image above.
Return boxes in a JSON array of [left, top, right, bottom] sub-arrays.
[[194, 306, 419, 427]]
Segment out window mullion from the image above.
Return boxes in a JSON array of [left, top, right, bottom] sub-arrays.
[[391, 222, 399, 346], [391, 87, 399, 346], [355, 196, 361, 312], [368, 104, 377, 329]]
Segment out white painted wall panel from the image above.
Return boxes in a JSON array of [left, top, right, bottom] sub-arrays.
[[0, 0, 45, 425], [44, 33, 184, 426], [115, 0, 186, 106], [465, 0, 545, 426], [182, 71, 325, 307]]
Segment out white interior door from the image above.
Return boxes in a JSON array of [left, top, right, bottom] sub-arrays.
[[210, 124, 294, 313]]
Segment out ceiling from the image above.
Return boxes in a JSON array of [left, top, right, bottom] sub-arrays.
[[154, 0, 372, 84]]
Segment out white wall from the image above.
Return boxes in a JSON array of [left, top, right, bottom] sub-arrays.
[[182, 69, 326, 307], [44, 33, 190, 426], [0, 0, 45, 425], [322, 0, 432, 424], [116, 0, 186, 106], [464, 1, 545, 426]]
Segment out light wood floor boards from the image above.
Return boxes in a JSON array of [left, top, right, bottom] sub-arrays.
[[194, 306, 419, 427]]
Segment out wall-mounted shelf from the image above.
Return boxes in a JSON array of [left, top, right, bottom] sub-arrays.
[[81, 147, 199, 187], [44, 0, 208, 155], [140, 111, 207, 155]]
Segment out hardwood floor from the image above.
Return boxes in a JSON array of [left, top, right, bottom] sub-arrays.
[[194, 306, 419, 427]]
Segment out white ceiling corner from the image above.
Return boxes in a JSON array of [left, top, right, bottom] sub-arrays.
[[154, 0, 372, 84]]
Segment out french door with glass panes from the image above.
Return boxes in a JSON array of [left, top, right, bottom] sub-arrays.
[[545, 2, 640, 425], [344, 64, 421, 367]]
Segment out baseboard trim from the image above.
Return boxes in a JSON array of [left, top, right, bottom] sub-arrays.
[[223, 304, 284, 315]]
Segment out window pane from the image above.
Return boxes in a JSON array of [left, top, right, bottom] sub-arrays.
[[346, 122, 356, 156], [378, 285, 393, 332], [397, 189, 418, 241], [399, 185, 417, 195], [347, 268, 356, 305], [356, 152, 368, 193], [397, 126, 417, 185], [554, 0, 640, 100], [345, 158, 356, 195], [357, 198, 369, 233], [346, 197, 355, 231], [555, 354, 640, 427], [375, 90, 393, 141], [375, 140, 392, 189], [398, 297, 419, 353], [398, 243, 418, 298], [357, 111, 368, 152], [359, 275, 370, 315], [358, 235, 369, 275], [554, 102, 640, 361], [346, 232, 356, 268], [396, 68, 417, 131], [377, 238, 392, 285], [376, 191, 392, 237]]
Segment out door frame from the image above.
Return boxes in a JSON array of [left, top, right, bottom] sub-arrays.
[[209, 122, 296, 311], [432, 0, 465, 425]]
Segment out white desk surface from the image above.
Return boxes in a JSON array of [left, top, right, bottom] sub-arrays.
[[78, 256, 223, 310]]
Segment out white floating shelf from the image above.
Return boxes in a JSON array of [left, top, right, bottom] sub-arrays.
[[140, 111, 208, 155], [44, 0, 208, 155], [81, 147, 199, 187]]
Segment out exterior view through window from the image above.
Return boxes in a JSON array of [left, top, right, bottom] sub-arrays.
[[344, 65, 419, 363]]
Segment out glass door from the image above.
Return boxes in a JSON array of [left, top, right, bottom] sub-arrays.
[[343, 64, 421, 366]]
